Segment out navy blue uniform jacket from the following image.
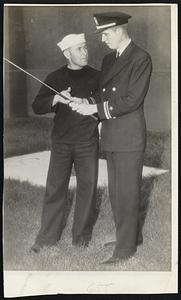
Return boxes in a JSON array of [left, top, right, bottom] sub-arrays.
[[96, 41, 152, 152]]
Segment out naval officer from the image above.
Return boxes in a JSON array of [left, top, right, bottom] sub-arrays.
[[31, 33, 100, 253], [70, 12, 152, 263]]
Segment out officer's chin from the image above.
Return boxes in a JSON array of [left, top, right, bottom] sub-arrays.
[[105, 44, 113, 50], [107, 45, 116, 50], [80, 60, 88, 66]]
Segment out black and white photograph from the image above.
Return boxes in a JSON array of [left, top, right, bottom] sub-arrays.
[[3, 3, 178, 296]]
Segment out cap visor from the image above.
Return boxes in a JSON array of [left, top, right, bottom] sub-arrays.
[[95, 25, 118, 33]]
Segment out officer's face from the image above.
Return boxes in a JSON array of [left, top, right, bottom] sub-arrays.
[[66, 42, 88, 69], [101, 27, 123, 49]]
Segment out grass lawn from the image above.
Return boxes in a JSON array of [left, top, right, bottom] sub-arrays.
[[4, 117, 170, 169], [4, 117, 52, 157], [3, 116, 171, 271], [4, 172, 171, 271]]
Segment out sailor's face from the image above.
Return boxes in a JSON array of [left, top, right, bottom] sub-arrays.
[[68, 42, 88, 68], [101, 27, 123, 49]]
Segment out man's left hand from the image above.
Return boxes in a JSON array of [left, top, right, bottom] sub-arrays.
[[70, 97, 89, 104]]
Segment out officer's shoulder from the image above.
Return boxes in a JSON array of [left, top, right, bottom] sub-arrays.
[[132, 43, 151, 61]]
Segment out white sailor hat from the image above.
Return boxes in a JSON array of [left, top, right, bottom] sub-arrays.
[[57, 33, 86, 51]]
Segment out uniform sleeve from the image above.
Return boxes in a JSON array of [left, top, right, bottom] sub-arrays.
[[88, 70, 102, 105], [32, 73, 58, 115], [97, 55, 152, 120]]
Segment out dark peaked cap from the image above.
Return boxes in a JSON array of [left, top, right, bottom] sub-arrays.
[[93, 12, 131, 32]]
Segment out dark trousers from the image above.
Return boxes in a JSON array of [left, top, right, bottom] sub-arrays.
[[106, 151, 144, 258], [35, 140, 99, 246]]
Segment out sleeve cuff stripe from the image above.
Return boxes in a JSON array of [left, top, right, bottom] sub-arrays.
[[105, 101, 112, 119], [103, 102, 110, 119]]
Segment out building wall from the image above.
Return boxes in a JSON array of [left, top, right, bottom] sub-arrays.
[[4, 5, 171, 132], [4, 7, 28, 117]]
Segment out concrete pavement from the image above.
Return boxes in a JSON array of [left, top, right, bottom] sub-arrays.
[[4, 151, 169, 187]]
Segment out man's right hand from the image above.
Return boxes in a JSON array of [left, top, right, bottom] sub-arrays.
[[52, 87, 72, 106], [52, 87, 89, 107]]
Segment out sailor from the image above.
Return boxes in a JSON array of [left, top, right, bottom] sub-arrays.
[[31, 33, 100, 253]]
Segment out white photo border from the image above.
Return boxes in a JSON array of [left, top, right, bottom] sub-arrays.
[[3, 3, 178, 296]]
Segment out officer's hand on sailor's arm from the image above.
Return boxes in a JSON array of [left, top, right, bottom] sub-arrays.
[[69, 102, 98, 115]]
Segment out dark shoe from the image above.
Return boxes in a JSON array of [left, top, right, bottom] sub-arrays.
[[80, 240, 89, 248], [30, 243, 42, 254], [137, 233, 143, 246], [104, 241, 116, 247], [73, 239, 89, 248], [105, 237, 143, 247], [100, 254, 131, 265], [72, 235, 90, 248], [100, 256, 120, 265]]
